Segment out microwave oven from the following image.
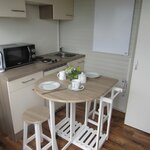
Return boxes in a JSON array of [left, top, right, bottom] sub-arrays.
[[0, 43, 36, 72]]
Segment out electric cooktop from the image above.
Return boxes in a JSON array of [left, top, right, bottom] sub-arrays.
[[34, 56, 60, 64]]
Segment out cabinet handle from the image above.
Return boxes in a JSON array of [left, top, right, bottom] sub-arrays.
[[11, 9, 25, 12], [22, 78, 35, 84], [66, 14, 73, 17]]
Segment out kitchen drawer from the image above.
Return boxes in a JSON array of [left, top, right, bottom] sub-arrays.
[[8, 71, 43, 93]]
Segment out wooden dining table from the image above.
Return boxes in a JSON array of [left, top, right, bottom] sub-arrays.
[[34, 73, 118, 150]]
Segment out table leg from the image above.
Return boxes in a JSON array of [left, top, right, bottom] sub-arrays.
[[70, 103, 76, 139], [61, 103, 76, 150], [49, 101, 58, 150], [66, 103, 69, 118], [84, 101, 89, 126]]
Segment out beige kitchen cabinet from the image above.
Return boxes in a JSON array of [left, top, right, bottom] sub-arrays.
[[39, 0, 74, 20], [26, 0, 52, 5], [67, 58, 85, 71], [0, 0, 26, 18], [7, 72, 44, 135], [53, 0, 74, 20]]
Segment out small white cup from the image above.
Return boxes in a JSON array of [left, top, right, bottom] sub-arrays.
[[78, 72, 87, 84], [57, 70, 66, 80], [71, 79, 81, 90]]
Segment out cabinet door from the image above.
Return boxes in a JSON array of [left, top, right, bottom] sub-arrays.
[[53, 0, 74, 20], [0, 0, 26, 18], [9, 84, 44, 134], [8, 72, 44, 134]]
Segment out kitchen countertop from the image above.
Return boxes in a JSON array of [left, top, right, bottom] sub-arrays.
[[0, 52, 85, 81]]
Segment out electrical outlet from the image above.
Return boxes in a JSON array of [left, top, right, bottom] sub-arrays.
[[121, 79, 127, 96]]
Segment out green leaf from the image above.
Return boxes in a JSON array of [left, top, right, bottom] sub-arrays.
[[76, 66, 81, 71]]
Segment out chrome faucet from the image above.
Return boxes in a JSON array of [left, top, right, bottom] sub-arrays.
[[59, 47, 63, 53], [59, 47, 65, 58]]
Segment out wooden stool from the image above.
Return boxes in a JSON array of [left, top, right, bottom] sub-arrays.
[[90, 87, 122, 121], [23, 106, 52, 150], [86, 87, 122, 143]]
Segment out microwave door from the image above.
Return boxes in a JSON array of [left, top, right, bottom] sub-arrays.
[[0, 52, 4, 72], [4, 47, 30, 69]]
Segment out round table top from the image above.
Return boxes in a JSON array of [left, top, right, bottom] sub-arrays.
[[34, 73, 118, 103]]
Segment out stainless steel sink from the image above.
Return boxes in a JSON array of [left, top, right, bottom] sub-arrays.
[[55, 52, 77, 58]]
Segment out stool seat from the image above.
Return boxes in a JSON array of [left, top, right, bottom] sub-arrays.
[[23, 106, 49, 124], [23, 106, 52, 150]]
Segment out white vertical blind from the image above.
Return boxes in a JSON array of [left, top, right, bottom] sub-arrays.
[[93, 0, 135, 55]]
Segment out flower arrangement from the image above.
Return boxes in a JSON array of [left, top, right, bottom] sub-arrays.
[[65, 66, 81, 80]]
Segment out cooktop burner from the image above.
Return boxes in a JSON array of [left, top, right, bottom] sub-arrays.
[[41, 58, 59, 63]]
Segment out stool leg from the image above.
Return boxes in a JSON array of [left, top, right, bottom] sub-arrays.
[[87, 101, 91, 117], [95, 99, 103, 150], [106, 103, 110, 116], [23, 121, 28, 150], [40, 123, 43, 142], [48, 118, 51, 133], [92, 99, 97, 119], [106, 102, 113, 140], [100, 103, 104, 136], [35, 124, 41, 150], [49, 101, 58, 150]]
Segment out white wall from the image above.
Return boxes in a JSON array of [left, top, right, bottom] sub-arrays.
[[60, 0, 141, 112], [0, 5, 58, 55]]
